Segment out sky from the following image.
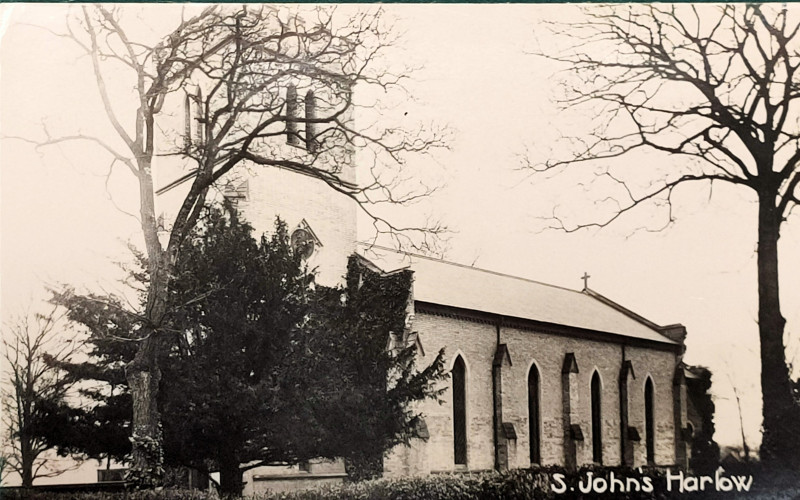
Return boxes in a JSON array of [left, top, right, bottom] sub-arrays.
[[1, 2, 799, 470]]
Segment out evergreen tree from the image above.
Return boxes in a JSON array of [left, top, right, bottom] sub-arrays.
[[41, 206, 446, 495], [306, 257, 446, 480], [41, 292, 138, 464], [161, 208, 318, 494]]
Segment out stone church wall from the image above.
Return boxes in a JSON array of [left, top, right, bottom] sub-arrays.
[[502, 328, 619, 468], [501, 330, 678, 469], [625, 345, 680, 466], [385, 310, 681, 476], [386, 312, 498, 474]]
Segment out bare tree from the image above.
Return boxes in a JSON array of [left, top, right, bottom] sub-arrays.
[[729, 376, 752, 463], [720, 355, 753, 463], [13, 5, 446, 486], [525, 4, 800, 467], [1, 307, 78, 488], [0, 445, 9, 486]]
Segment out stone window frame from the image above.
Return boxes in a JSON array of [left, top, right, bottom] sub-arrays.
[[526, 359, 543, 466], [285, 85, 318, 152]]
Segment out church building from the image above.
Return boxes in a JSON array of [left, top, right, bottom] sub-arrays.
[[225, 156, 696, 496], [205, 88, 698, 495], [367, 248, 690, 476]]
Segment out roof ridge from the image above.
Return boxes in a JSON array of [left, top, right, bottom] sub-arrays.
[[356, 242, 584, 295], [357, 243, 678, 347], [582, 288, 677, 342]]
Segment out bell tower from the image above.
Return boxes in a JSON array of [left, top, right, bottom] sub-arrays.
[[229, 83, 358, 286]]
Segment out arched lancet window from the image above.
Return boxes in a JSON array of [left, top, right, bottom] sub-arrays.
[[305, 90, 317, 152], [645, 377, 655, 464], [286, 84, 300, 146], [591, 371, 603, 464], [528, 364, 541, 464], [452, 355, 467, 466]]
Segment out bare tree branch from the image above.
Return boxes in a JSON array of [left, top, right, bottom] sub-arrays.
[[10, 5, 448, 485], [1, 305, 80, 487], [524, 4, 800, 466]]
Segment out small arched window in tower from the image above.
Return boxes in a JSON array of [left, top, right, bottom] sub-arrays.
[[528, 364, 541, 464], [591, 371, 603, 464], [452, 355, 467, 466], [645, 377, 655, 464], [305, 90, 317, 152], [286, 85, 300, 147], [183, 91, 192, 149]]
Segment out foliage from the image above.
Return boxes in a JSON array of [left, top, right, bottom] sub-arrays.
[[259, 466, 800, 500], [686, 366, 720, 476], [41, 206, 446, 495], [0, 490, 209, 500], [164, 212, 445, 490], [160, 208, 318, 494], [39, 291, 138, 464], [303, 256, 447, 480], [1, 308, 79, 487], [126, 432, 165, 490], [3, 465, 800, 499], [22, 4, 447, 485]]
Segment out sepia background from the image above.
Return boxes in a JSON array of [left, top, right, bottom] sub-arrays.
[[1, 3, 799, 480]]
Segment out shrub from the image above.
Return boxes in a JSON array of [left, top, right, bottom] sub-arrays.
[[0, 489, 214, 500], [263, 465, 797, 500], [3, 464, 798, 500]]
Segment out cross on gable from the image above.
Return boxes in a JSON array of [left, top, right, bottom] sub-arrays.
[[582, 272, 591, 291]]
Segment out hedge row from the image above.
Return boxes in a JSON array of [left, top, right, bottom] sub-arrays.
[[266, 467, 707, 500], [0, 491, 209, 500], [263, 466, 798, 500], [3, 466, 798, 500]]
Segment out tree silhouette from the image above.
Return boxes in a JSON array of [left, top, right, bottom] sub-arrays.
[[1, 308, 78, 487], [527, 4, 800, 467], [42, 208, 445, 495], [12, 5, 446, 485]]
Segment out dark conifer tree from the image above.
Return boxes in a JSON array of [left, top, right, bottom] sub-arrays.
[[41, 292, 138, 465], [305, 257, 446, 481], [41, 205, 446, 495]]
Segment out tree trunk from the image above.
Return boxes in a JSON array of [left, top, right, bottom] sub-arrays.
[[125, 154, 171, 488], [344, 452, 383, 482], [21, 469, 32, 489], [756, 191, 797, 468], [125, 333, 164, 487], [20, 442, 33, 488], [218, 450, 243, 496]]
